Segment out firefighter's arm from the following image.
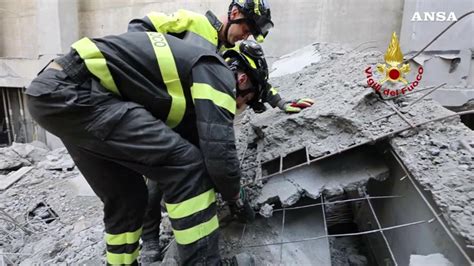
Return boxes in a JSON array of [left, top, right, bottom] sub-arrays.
[[264, 84, 314, 113], [191, 58, 241, 200], [128, 10, 191, 33]]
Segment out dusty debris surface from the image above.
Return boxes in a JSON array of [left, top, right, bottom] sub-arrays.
[[0, 143, 106, 265], [0, 143, 177, 265], [236, 42, 474, 247]]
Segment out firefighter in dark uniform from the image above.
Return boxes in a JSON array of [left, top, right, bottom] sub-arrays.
[[127, 1, 310, 261], [128, 1, 274, 260], [25, 31, 266, 265]]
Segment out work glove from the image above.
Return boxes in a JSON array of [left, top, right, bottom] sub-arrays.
[[283, 98, 315, 113], [228, 188, 255, 223]]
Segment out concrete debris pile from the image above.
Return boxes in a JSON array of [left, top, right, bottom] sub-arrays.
[[0, 142, 173, 265], [0, 143, 105, 264], [236, 42, 474, 249]]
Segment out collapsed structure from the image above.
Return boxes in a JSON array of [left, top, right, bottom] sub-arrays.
[[0, 41, 472, 265]]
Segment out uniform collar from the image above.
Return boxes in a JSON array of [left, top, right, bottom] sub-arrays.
[[205, 11, 225, 49]]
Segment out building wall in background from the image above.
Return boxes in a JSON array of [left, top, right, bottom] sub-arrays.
[[400, 0, 474, 107], [1, 0, 404, 61]]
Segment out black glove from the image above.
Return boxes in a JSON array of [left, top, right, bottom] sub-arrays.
[[228, 188, 255, 223]]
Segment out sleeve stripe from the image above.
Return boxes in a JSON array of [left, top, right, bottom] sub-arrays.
[[191, 83, 236, 115]]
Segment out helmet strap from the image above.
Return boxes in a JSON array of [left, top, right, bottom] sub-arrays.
[[224, 7, 250, 48]]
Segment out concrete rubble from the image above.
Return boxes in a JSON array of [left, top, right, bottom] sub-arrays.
[[237, 42, 474, 249], [0, 41, 472, 264]]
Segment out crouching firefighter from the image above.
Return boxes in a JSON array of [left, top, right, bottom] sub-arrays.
[[25, 31, 264, 265]]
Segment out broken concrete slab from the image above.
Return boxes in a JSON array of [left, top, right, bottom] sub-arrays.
[[256, 174, 300, 206], [257, 147, 389, 206], [270, 43, 322, 78], [10, 142, 49, 164], [68, 174, 96, 197], [37, 147, 75, 170], [0, 166, 33, 190]]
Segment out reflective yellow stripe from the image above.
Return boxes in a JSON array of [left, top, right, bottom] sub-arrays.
[[191, 83, 236, 115], [173, 215, 219, 245], [243, 54, 257, 69], [166, 189, 216, 219], [105, 227, 142, 245], [256, 34, 265, 43], [106, 247, 139, 265], [182, 10, 218, 47], [147, 10, 218, 49], [71, 38, 120, 96], [146, 32, 186, 128], [270, 87, 278, 95], [254, 0, 261, 15]]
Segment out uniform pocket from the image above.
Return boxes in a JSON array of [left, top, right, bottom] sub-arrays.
[[25, 69, 62, 97], [85, 101, 141, 141]]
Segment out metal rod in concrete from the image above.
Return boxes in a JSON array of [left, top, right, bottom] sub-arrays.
[[271, 195, 402, 212], [372, 83, 446, 122], [321, 196, 331, 256], [407, 83, 446, 108], [279, 208, 286, 264], [403, 10, 474, 64], [241, 219, 428, 248], [382, 83, 445, 102], [382, 100, 416, 128], [0, 209, 33, 235], [390, 148, 473, 264], [253, 110, 474, 183], [364, 193, 398, 266]]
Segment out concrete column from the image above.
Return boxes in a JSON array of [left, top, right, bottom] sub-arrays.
[[37, 0, 79, 57]]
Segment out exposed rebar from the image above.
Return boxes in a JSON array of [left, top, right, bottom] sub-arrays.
[[390, 148, 473, 264], [241, 219, 428, 248], [364, 193, 398, 265], [270, 195, 402, 213]]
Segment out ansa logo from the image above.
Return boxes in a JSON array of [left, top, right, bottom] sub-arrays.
[[411, 12, 457, 22], [364, 32, 423, 97]]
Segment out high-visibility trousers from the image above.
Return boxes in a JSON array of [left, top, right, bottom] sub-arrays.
[[25, 67, 221, 265]]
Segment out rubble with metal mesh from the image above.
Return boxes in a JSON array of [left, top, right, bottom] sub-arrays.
[[236, 42, 473, 248]]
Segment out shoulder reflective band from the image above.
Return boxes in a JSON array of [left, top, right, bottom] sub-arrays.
[[166, 189, 216, 219], [270, 87, 278, 95], [71, 38, 120, 96], [172, 215, 219, 245], [147, 11, 218, 48], [185, 12, 219, 47], [191, 83, 236, 115], [146, 32, 186, 128], [106, 247, 139, 265], [105, 227, 142, 245]]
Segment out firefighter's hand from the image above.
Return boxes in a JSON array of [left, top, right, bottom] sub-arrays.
[[228, 188, 255, 223], [283, 98, 314, 113]]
